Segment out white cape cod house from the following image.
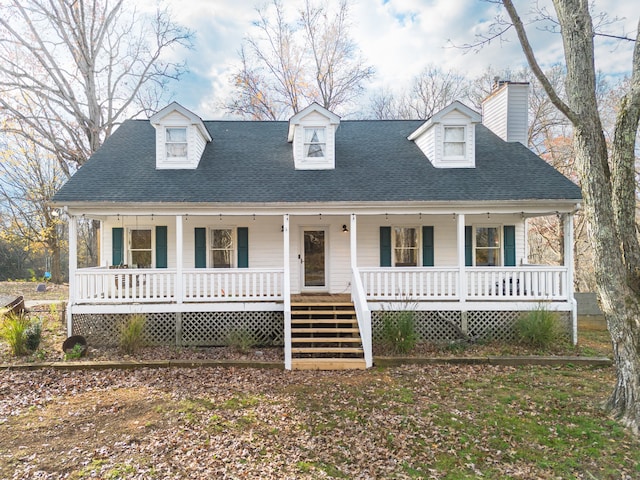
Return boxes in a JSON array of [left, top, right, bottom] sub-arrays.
[[53, 81, 582, 370]]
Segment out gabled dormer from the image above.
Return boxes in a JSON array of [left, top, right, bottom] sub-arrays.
[[150, 102, 212, 170], [288, 103, 340, 170], [407, 101, 481, 168]]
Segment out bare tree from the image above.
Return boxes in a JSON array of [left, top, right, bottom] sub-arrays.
[[493, 0, 640, 435], [226, 0, 374, 119], [0, 0, 193, 174], [370, 65, 469, 119], [0, 132, 66, 282], [0, 0, 192, 270]]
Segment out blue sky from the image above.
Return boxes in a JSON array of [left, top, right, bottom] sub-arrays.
[[153, 0, 637, 118]]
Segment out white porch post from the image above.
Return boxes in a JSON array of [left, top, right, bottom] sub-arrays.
[[67, 214, 77, 336], [283, 214, 292, 370], [564, 213, 577, 344], [457, 213, 467, 332], [350, 213, 357, 269], [176, 215, 183, 304]]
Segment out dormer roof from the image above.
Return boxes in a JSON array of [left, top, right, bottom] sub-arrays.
[[288, 103, 341, 170], [408, 101, 482, 169], [407, 101, 481, 141], [150, 102, 211, 170], [150, 102, 211, 142], [287, 103, 340, 142]]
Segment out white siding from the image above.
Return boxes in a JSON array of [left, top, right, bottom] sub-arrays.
[[154, 110, 209, 170], [357, 214, 526, 268], [100, 213, 527, 288], [413, 109, 476, 168], [506, 85, 529, 145], [291, 112, 337, 170], [482, 82, 529, 145]]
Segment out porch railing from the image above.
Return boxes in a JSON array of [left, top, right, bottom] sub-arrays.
[[360, 267, 460, 300], [351, 267, 373, 368], [74, 268, 177, 303], [359, 266, 569, 301], [182, 268, 284, 301], [466, 266, 568, 300], [73, 267, 284, 304]]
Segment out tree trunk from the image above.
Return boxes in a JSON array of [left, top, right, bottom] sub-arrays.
[[503, 0, 640, 435], [558, 0, 640, 435]]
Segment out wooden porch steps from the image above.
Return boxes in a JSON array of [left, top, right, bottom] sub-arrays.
[[290, 299, 366, 370], [291, 358, 366, 370]]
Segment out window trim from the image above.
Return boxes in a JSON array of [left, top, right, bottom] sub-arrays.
[[303, 126, 326, 160], [127, 226, 154, 268], [210, 227, 236, 269], [443, 125, 466, 161], [392, 225, 420, 267], [165, 126, 188, 160], [472, 224, 502, 267]]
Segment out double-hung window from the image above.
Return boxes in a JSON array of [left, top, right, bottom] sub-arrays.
[[475, 226, 500, 266], [129, 228, 152, 268], [394, 227, 419, 267], [443, 126, 465, 159], [211, 228, 234, 268], [304, 127, 325, 158], [166, 127, 188, 159]]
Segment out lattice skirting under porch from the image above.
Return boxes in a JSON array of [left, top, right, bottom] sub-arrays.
[[72, 311, 284, 347], [372, 310, 571, 343], [73, 309, 571, 348]]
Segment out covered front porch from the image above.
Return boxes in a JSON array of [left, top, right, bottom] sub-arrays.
[[65, 208, 577, 369]]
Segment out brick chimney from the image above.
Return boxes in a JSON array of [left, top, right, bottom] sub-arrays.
[[481, 80, 529, 146]]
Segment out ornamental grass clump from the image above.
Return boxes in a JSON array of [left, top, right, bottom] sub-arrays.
[[119, 313, 146, 355], [514, 305, 561, 349], [0, 313, 41, 356], [380, 310, 417, 355]]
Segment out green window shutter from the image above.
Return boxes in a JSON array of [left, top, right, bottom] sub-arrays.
[[194, 228, 206, 268], [504, 225, 516, 266], [380, 226, 391, 267], [155, 226, 168, 268], [237, 227, 249, 268], [422, 226, 434, 267], [112, 227, 124, 266], [465, 226, 473, 267]]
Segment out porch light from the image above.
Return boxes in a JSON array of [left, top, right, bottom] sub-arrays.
[[342, 224, 349, 233]]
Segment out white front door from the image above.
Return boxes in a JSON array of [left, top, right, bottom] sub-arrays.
[[301, 228, 328, 291]]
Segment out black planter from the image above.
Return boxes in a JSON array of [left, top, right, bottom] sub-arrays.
[[62, 335, 88, 357]]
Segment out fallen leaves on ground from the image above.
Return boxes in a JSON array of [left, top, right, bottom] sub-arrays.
[[1, 364, 638, 479]]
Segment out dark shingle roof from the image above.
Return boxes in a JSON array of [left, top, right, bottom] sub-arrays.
[[53, 119, 581, 204]]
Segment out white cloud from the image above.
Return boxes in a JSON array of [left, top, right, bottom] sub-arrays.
[[159, 0, 637, 118]]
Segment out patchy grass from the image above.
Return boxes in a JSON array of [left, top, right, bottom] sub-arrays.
[[0, 365, 637, 478]]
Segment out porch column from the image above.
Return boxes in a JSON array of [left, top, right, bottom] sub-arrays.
[[564, 213, 577, 344], [176, 215, 183, 304], [283, 214, 292, 370], [457, 213, 467, 304], [350, 213, 357, 269], [67, 214, 77, 336]]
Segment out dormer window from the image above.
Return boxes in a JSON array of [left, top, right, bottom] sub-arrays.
[[407, 101, 481, 169], [166, 127, 188, 159], [150, 102, 211, 170], [305, 128, 325, 158], [443, 126, 465, 159], [288, 103, 340, 170]]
